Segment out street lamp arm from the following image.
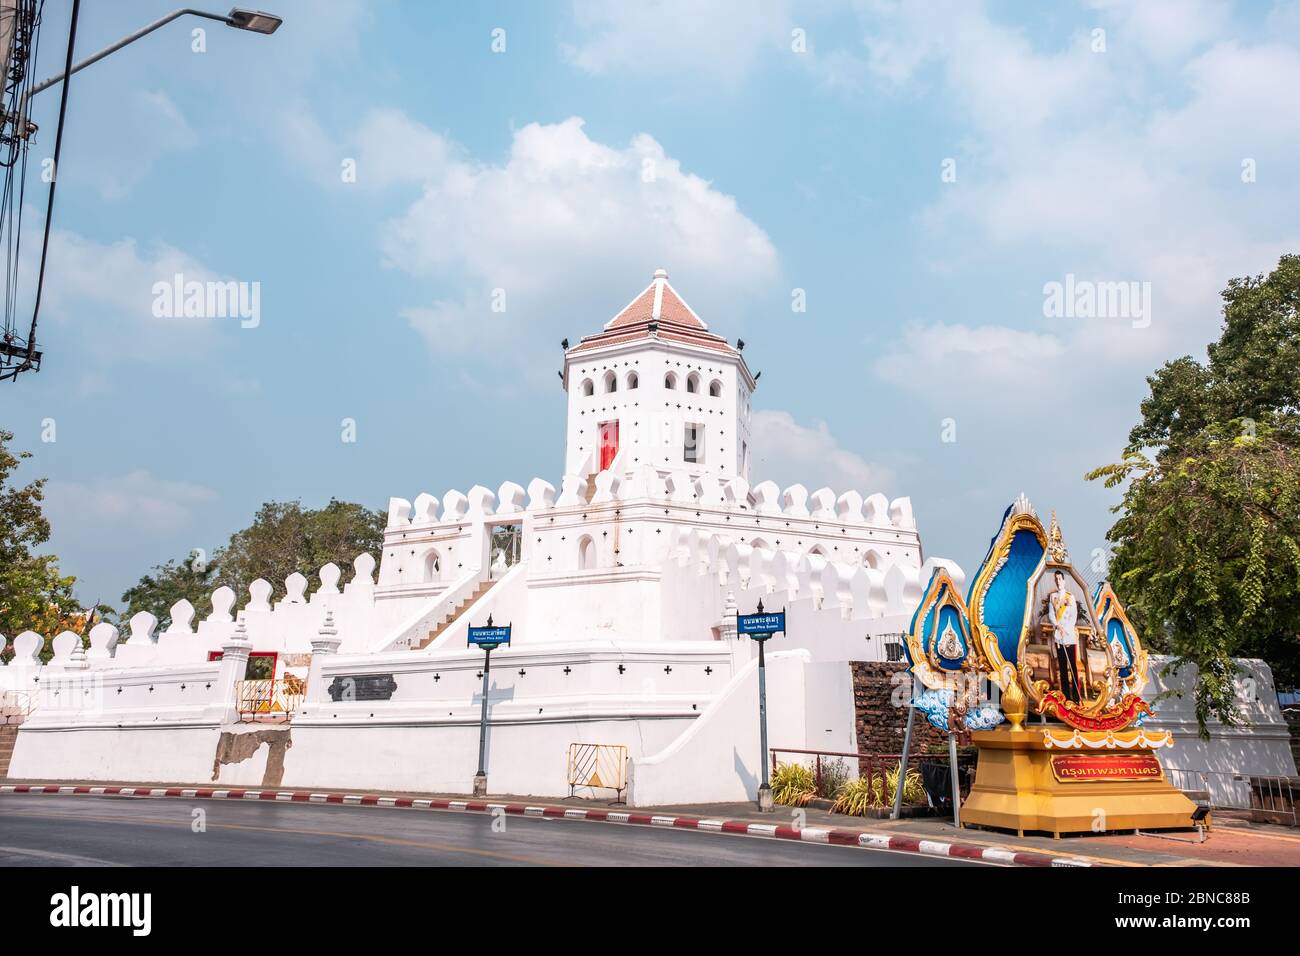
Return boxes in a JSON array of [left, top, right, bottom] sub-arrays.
[[25, 8, 231, 101], [29, 8, 230, 98]]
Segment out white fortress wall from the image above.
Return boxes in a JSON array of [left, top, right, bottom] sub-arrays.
[[0, 457, 958, 798], [628, 649, 860, 806], [1142, 656, 1297, 804]]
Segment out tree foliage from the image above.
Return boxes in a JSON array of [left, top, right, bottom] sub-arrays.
[[213, 499, 385, 600], [0, 430, 86, 659], [120, 499, 385, 630], [1088, 255, 1300, 730], [119, 555, 219, 632]]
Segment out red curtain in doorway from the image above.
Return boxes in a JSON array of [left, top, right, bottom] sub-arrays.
[[599, 421, 619, 470]]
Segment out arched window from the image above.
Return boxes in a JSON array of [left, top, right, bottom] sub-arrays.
[[424, 550, 441, 581], [708, 379, 722, 398], [578, 535, 596, 570], [581, 379, 594, 397], [808, 544, 828, 558], [664, 372, 677, 390], [686, 373, 700, 393], [627, 372, 639, 390], [863, 550, 882, 570], [604, 371, 617, 393]]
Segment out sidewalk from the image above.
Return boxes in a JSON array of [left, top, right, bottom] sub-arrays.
[[4, 779, 1298, 866]]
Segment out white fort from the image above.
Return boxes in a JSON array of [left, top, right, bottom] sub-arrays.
[[10, 270, 1288, 805]]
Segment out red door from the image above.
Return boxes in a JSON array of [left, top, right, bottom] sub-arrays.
[[208, 650, 279, 680], [599, 421, 619, 470]]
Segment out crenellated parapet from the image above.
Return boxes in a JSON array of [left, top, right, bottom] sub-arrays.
[[0, 554, 382, 679], [386, 470, 917, 542], [659, 526, 961, 623]]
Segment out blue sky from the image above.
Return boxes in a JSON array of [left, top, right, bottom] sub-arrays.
[[6, 0, 1300, 607]]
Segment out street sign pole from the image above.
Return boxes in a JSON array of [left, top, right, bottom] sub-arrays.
[[473, 643, 493, 796], [468, 614, 511, 797], [737, 598, 785, 813], [757, 631, 772, 811], [948, 730, 962, 829]]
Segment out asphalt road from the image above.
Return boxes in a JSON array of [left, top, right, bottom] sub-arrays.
[[0, 794, 981, 867]]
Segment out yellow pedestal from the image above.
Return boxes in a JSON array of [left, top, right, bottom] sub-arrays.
[[962, 727, 1199, 837]]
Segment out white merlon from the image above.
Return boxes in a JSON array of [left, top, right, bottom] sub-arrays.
[[441, 489, 469, 523], [526, 478, 556, 511], [496, 481, 526, 514], [387, 497, 412, 528], [412, 492, 440, 524]]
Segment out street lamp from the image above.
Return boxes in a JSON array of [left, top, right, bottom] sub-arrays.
[[12, 6, 283, 135], [227, 8, 283, 34], [0, 4, 284, 383]]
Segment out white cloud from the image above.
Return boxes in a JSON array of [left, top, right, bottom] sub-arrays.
[[860, 1, 1107, 139], [45, 232, 212, 316], [45, 471, 218, 536], [857, 1, 1300, 387], [356, 108, 455, 187], [1085, 0, 1230, 63], [374, 115, 779, 360], [750, 409, 891, 494], [562, 0, 793, 88], [39, 229, 236, 365], [875, 322, 1065, 393], [15, 228, 257, 392], [59, 90, 197, 201]]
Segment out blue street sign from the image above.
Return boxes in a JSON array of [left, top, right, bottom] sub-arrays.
[[468, 625, 511, 647], [737, 610, 785, 639]]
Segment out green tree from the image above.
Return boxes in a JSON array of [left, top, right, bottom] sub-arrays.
[[1088, 255, 1300, 730], [212, 499, 385, 601], [120, 499, 385, 625], [119, 554, 218, 631], [0, 430, 86, 659]]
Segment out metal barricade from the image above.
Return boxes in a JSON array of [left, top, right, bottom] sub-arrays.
[[1167, 766, 1297, 826], [567, 743, 629, 802], [235, 678, 306, 719], [0, 689, 36, 725]]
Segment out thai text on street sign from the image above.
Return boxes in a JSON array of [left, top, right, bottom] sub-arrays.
[[737, 609, 785, 639], [468, 624, 511, 648]]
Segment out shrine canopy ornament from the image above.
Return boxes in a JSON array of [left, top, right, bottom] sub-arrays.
[[904, 567, 984, 690], [905, 494, 1153, 734], [903, 566, 1004, 733]]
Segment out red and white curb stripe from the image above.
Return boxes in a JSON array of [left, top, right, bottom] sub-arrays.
[[0, 783, 1096, 867]]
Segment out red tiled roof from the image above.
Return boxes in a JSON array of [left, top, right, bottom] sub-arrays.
[[571, 269, 736, 356], [605, 286, 659, 329], [606, 274, 706, 330]]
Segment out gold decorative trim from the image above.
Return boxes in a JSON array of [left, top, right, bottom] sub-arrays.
[[1042, 728, 1173, 750], [1092, 581, 1150, 697], [905, 568, 978, 691], [967, 508, 1047, 688]]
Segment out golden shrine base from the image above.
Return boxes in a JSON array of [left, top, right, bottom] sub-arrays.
[[962, 727, 1200, 837]]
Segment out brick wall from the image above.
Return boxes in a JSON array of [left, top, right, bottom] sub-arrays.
[[851, 661, 964, 755]]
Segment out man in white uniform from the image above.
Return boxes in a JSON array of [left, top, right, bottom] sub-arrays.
[[1047, 570, 1082, 703]]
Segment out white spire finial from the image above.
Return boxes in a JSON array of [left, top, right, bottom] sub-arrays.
[[653, 267, 668, 280]]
